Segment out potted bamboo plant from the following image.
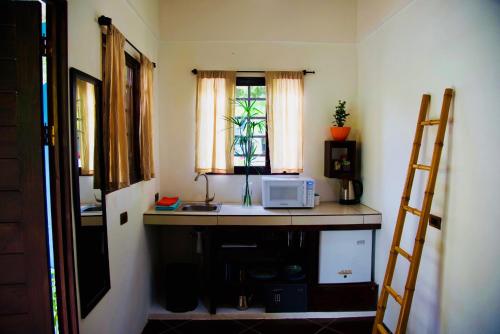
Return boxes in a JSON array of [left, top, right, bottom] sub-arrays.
[[225, 100, 265, 206], [331, 100, 351, 141]]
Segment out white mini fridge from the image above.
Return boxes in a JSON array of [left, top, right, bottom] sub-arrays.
[[319, 230, 372, 284]]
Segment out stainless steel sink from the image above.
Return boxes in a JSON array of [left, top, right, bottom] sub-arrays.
[[178, 203, 221, 212]]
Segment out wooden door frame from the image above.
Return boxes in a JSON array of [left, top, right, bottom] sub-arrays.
[[44, 0, 79, 333]]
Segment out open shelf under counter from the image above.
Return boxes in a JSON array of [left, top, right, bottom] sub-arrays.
[[149, 301, 375, 321]]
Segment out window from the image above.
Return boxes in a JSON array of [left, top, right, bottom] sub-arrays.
[[75, 79, 96, 176], [234, 77, 270, 174], [124, 53, 142, 183]]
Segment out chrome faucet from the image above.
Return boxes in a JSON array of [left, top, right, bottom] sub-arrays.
[[195, 173, 215, 205]]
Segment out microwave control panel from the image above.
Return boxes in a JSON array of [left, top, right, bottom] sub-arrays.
[[306, 180, 315, 207]]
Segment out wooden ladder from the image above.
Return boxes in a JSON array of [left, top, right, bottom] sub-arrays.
[[372, 88, 454, 334]]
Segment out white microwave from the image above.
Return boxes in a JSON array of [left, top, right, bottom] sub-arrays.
[[261, 177, 315, 208]]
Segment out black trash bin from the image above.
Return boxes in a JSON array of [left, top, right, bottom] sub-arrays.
[[165, 263, 199, 312]]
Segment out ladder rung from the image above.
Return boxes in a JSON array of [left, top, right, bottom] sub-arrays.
[[376, 323, 389, 334], [413, 163, 431, 171], [394, 246, 412, 261], [403, 205, 421, 216], [420, 119, 441, 126], [386, 285, 403, 304]]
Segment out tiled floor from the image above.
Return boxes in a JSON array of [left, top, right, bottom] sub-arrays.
[[142, 317, 374, 334]]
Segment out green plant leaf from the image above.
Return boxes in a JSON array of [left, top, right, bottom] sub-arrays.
[[333, 100, 350, 126]]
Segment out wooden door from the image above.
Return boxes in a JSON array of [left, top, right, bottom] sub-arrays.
[[0, 2, 54, 333]]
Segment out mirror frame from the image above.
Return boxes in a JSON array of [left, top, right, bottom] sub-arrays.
[[69, 67, 110, 318]]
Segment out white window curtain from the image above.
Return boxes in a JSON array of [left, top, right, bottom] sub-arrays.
[[195, 71, 236, 173], [265, 71, 304, 173]]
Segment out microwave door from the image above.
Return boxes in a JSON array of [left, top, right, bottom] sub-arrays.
[[268, 181, 304, 207]]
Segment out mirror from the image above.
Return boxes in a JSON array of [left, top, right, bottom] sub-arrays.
[[70, 68, 110, 318]]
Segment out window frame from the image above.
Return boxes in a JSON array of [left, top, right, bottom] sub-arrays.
[[124, 52, 142, 184], [233, 77, 270, 175], [208, 76, 298, 176]]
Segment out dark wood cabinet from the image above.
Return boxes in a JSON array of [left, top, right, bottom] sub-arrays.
[[324, 140, 357, 179]]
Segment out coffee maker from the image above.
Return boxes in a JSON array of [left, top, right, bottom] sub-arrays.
[[339, 178, 363, 205]]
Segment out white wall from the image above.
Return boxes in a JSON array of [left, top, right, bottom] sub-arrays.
[[357, 0, 500, 333], [158, 0, 358, 203], [78, 176, 98, 204], [160, 0, 356, 43], [68, 0, 160, 333], [356, 0, 412, 41]]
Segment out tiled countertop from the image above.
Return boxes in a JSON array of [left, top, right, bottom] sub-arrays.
[[143, 202, 381, 227]]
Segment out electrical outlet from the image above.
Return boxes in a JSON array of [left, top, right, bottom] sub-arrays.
[[155, 192, 159, 202], [120, 211, 128, 225], [429, 214, 441, 230]]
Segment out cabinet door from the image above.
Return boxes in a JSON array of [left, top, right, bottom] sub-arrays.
[[319, 230, 372, 283]]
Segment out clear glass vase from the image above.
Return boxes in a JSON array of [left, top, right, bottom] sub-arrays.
[[242, 179, 252, 207]]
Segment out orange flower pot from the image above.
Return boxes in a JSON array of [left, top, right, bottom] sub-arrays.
[[330, 126, 351, 141]]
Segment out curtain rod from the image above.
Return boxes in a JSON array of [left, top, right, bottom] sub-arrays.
[[191, 69, 315, 75], [98, 15, 156, 68]]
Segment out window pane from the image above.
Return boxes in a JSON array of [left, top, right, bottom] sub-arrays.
[[252, 156, 266, 166], [250, 85, 266, 98], [234, 119, 266, 137], [253, 137, 266, 155], [252, 100, 266, 115], [236, 86, 247, 98], [233, 81, 268, 170], [234, 136, 266, 156], [235, 103, 245, 117], [253, 123, 266, 136], [234, 124, 244, 137], [234, 156, 245, 167], [234, 141, 244, 156], [256, 127, 266, 137], [234, 155, 266, 167]]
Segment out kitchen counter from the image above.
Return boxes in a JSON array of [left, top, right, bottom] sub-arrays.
[[143, 202, 381, 228], [146, 202, 382, 317]]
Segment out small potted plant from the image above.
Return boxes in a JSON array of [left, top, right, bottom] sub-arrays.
[[331, 100, 351, 141]]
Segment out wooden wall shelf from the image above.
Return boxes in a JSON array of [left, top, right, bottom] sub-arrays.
[[324, 140, 357, 179]]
